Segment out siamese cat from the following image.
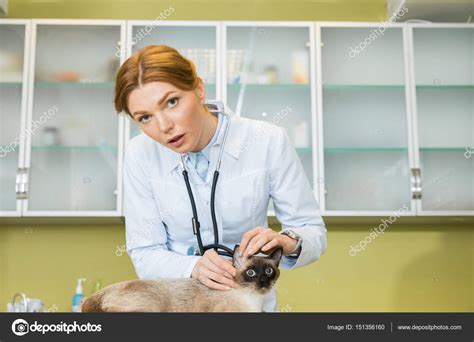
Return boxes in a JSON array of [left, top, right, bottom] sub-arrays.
[[81, 246, 282, 312]]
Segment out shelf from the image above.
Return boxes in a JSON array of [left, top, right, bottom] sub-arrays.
[[318, 216, 474, 225], [416, 84, 474, 90], [323, 147, 469, 153], [324, 147, 408, 153], [228, 83, 310, 90], [1, 215, 472, 227], [0, 216, 125, 225], [0, 82, 23, 87], [323, 84, 405, 89], [31, 144, 117, 151], [31, 82, 217, 89], [295, 147, 312, 153], [322, 84, 474, 90], [34, 81, 115, 88], [419, 147, 470, 152], [25, 81, 222, 89]]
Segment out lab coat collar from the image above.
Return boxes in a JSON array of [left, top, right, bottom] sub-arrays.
[[160, 102, 242, 174]]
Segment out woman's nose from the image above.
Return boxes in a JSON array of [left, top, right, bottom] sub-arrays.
[[155, 113, 174, 133]]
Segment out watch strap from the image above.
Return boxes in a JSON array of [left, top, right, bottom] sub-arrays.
[[280, 229, 302, 257]]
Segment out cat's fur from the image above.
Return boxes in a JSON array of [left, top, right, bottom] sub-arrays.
[[81, 246, 282, 312]]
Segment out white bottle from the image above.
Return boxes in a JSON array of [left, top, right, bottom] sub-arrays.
[[71, 278, 86, 312]]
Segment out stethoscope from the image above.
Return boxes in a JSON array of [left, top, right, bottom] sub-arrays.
[[180, 101, 236, 258]]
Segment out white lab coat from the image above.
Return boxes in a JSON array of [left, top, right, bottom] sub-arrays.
[[123, 105, 327, 312]]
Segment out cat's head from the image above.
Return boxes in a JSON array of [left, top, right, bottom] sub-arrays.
[[232, 245, 282, 295]]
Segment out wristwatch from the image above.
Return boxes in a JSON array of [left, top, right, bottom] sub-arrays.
[[279, 229, 302, 258]]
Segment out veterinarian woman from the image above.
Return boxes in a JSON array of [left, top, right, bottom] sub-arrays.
[[116, 45, 327, 312]]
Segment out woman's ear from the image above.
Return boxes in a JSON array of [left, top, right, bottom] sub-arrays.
[[195, 78, 206, 104]]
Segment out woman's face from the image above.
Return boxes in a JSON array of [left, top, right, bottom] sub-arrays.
[[127, 80, 208, 153]]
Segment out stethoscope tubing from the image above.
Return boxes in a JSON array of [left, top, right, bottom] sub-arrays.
[[180, 105, 234, 258]]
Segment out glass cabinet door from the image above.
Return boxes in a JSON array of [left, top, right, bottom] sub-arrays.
[[225, 24, 315, 194], [26, 22, 123, 213], [0, 22, 28, 214], [320, 26, 413, 212], [127, 23, 219, 139], [412, 26, 473, 213]]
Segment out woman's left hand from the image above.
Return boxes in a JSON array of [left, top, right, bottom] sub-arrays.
[[239, 226, 297, 258]]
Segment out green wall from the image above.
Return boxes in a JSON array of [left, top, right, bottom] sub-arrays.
[[1, 0, 472, 313], [6, 0, 387, 21], [0, 219, 472, 312]]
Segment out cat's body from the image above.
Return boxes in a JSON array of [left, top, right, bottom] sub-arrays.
[[81, 278, 267, 312], [81, 246, 282, 313]]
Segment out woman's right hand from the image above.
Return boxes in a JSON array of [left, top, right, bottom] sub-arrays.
[[191, 249, 237, 290]]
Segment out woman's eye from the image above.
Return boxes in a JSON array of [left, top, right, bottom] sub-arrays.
[[138, 115, 151, 123], [265, 267, 273, 275], [246, 269, 256, 277], [167, 97, 179, 107]]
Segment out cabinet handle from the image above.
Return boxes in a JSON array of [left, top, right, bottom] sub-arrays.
[[15, 167, 28, 200], [15, 169, 22, 198], [411, 168, 422, 200], [21, 169, 29, 199]]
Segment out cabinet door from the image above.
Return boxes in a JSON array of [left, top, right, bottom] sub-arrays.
[[319, 25, 414, 214], [225, 23, 316, 216], [411, 26, 474, 214], [24, 21, 124, 215], [127, 22, 219, 139], [0, 22, 29, 216]]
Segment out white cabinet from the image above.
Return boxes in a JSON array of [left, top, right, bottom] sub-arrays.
[[316, 23, 415, 216], [0, 20, 472, 217], [315, 22, 473, 216], [409, 24, 474, 215], [223, 22, 317, 215], [0, 20, 30, 217], [0, 19, 127, 217]]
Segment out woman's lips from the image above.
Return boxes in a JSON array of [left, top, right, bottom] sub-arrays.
[[168, 133, 185, 148]]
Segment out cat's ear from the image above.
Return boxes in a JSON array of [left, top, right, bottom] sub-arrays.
[[269, 247, 283, 266], [233, 244, 243, 267]]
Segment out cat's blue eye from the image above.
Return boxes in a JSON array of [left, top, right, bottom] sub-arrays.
[[138, 114, 151, 123], [246, 269, 256, 277], [265, 267, 273, 275]]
